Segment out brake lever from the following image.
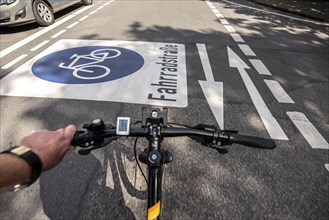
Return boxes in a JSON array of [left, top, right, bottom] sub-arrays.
[[77, 136, 121, 155], [190, 124, 217, 147]]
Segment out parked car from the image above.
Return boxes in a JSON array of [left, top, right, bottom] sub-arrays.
[[0, 0, 93, 27]]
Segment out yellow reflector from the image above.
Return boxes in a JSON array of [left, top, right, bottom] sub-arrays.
[[147, 201, 161, 220]]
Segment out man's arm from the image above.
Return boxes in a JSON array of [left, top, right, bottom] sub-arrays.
[[0, 125, 76, 192], [0, 154, 31, 192]]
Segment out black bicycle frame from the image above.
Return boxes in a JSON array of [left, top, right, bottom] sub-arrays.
[[147, 134, 162, 220]]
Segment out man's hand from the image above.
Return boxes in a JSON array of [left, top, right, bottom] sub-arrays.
[[20, 125, 77, 171]]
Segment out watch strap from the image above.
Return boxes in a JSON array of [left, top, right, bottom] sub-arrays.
[[3, 146, 43, 186]]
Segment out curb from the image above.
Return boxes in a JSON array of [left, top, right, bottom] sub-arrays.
[[250, 0, 329, 22]]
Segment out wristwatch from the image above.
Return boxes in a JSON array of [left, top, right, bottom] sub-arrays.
[[2, 146, 43, 190]]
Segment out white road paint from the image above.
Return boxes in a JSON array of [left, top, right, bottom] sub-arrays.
[[230, 33, 245, 42], [67, 22, 79, 29], [89, 10, 98, 15], [239, 44, 256, 56], [0, 40, 188, 107], [287, 112, 329, 149], [264, 80, 294, 103], [30, 40, 50, 52], [325, 164, 329, 172], [1, 54, 27, 70], [228, 46, 288, 140], [0, 6, 92, 59], [219, 19, 230, 25], [197, 43, 224, 129], [51, 30, 66, 39], [215, 13, 225, 19], [249, 59, 272, 75], [79, 15, 89, 21], [224, 25, 236, 33], [196, 44, 214, 82]]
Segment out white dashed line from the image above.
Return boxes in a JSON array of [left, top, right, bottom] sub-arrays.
[[79, 15, 89, 21], [1, 54, 28, 69], [224, 25, 236, 33], [287, 112, 329, 149], [264, 80, 295, 103], [51, 30, 66, 39], [238, 44, 256, 56], [219, 19, 230, 25], [230, 33, 245, 42], [67, 21, 79, 29], [89, 10, 98, 15], [215, 13, 225, 18], [249, 59, 272, 75], [0, 14, 76, 59], [30, 40, 50, 51]]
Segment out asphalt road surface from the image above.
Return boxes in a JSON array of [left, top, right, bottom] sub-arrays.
[[0, 0, 328, 219]]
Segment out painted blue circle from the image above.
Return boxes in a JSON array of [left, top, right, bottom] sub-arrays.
[[32, 46, 144, 84]]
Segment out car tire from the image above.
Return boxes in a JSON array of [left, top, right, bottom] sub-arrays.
[[82, 0, 93, 5], [32, 0, 54, 26]]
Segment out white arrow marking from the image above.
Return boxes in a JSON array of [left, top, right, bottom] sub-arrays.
[[227, 46, 288, 140], [197, 44, 224, 129]]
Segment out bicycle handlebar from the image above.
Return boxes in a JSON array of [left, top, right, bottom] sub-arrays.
[[71, 126, 276, 150]]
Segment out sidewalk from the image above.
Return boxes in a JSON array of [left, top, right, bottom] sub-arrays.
[[250, 0, 329, 22]]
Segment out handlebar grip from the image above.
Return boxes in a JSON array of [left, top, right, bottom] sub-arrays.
[[230, 134, 276, 149], [71, 131, 94, 147]]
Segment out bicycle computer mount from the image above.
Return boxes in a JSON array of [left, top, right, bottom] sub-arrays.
[[141, 108, 168, 127]]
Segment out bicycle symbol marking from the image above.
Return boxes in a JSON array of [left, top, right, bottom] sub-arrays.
[[32, 46, 145, 84], [59, 49, 122, 80]]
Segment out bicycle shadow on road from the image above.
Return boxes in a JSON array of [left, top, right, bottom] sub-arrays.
[[39, 143, 146, 220]]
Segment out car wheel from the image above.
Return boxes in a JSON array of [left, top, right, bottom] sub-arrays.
[[32, 0, 54, 26], [82, 0, 93, 6]]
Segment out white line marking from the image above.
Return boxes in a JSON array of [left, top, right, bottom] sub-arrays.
[[264, 80, 295, 103], [219, 19, 230, 25], [228, 46, 288, 140], [213, 9, 221, 14], [30, 40, 50, 51], [0, 5, 93, 59], [89, 10, 98, 15], [97, 6, 104, 10], [67, 21, 79, 29], [325, 164, 329, 172], [249, 59, 272, 75], [239, 44, 256, 56], [72, 5, 92, 15], [224, 25, 236, 33], [79, 15, 89, 21], [230, 33, 245, 42], [51, 30, 66, 38], [287, 112, 329, 149], [197, 43, 224, 129], [196, 44, 214, 82], [199, 81, 224, 129], [1, 54, 28, 69], [215, 13, 225, 18]]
